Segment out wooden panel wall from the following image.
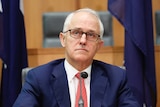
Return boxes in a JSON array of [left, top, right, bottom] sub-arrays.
[[24, 0, 160, 49], [155, 46, 160, 107]]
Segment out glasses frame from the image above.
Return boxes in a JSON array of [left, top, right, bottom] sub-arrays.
[[62, 29, 101, 42]]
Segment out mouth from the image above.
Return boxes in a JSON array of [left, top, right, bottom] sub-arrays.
[[75, 48, 88, 52]]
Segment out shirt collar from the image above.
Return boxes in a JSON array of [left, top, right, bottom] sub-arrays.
[[64, 59, 91, 82]]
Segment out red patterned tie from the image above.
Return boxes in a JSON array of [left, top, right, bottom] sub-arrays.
[[75, 73, 88, 107]]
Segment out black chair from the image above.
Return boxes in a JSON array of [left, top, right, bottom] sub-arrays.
[[42, 11, 113, 47], [42, 12, 70, 47], [98, 11, 113, 46], [155, 11, 160, 44], [22, 67, 33, 85]]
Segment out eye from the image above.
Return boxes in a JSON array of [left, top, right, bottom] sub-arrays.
[[72, 30, 81, 35], [87, 32, 95, 37]]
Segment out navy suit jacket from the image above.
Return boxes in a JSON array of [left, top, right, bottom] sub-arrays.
[[13, 59, 140, 107]]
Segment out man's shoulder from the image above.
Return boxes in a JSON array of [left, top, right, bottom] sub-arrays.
[[37, 58, 65, 68], [92, 59, 126, 76], [93, 59, 124, 70], [28, 58, 65, 75]]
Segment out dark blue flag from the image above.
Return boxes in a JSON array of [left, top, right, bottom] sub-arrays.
[[108, 0, 157, 106], [0, 0, 28, 107], [0, 0, 3, 54]]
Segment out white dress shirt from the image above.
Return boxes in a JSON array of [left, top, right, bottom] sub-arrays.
[[64, 59, 91, 107]]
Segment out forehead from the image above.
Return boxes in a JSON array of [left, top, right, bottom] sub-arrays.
[[69, 11, 100, 32]]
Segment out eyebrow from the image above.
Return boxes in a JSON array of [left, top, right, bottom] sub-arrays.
[[72, 28, 98, 33]]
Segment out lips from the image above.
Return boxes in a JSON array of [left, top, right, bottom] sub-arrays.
[[75, 48, 88, 52]]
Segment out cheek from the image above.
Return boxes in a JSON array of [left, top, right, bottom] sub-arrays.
[[89, 43, 102, 56], [90, 43, 99, 51], [65, 39, 77, 52], [91, 47, 99, 56], [66, 38, 77, 47]]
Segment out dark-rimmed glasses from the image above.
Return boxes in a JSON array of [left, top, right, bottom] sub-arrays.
[[63, 29, 101, 42]]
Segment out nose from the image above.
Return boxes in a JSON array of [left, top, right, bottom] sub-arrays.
[[79, 33, 87, 45]]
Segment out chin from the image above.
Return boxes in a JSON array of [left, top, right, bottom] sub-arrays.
[[74, 55, 89, 62]]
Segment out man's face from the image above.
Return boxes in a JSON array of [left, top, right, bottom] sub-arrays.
[[60, 11, 104, 64]]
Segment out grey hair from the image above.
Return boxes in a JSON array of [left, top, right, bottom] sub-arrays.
[[62, 8, 104, 39]]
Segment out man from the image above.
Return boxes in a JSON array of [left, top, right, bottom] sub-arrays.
[[13, 8, 140, 107]]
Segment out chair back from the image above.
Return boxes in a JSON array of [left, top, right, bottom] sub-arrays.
[[155, 11, 160, 44]]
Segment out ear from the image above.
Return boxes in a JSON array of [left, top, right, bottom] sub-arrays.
[[59, 32, 66, 47], [97, 40, 104, 51]]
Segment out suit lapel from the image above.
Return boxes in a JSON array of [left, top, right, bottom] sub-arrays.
[[50, 62, 71, 107], [49, 59, 109, 107], [90, 64, 109, 107]]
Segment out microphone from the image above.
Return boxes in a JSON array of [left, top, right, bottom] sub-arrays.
[[78, 72, 88, 107], [81, 72, 88, 79]]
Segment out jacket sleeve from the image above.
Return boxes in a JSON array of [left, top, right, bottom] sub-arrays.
[[13, 69, 41, 107], [118, 70, 140, 107]]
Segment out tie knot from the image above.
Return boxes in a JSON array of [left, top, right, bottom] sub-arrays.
[[75, 73, 81, 79]]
